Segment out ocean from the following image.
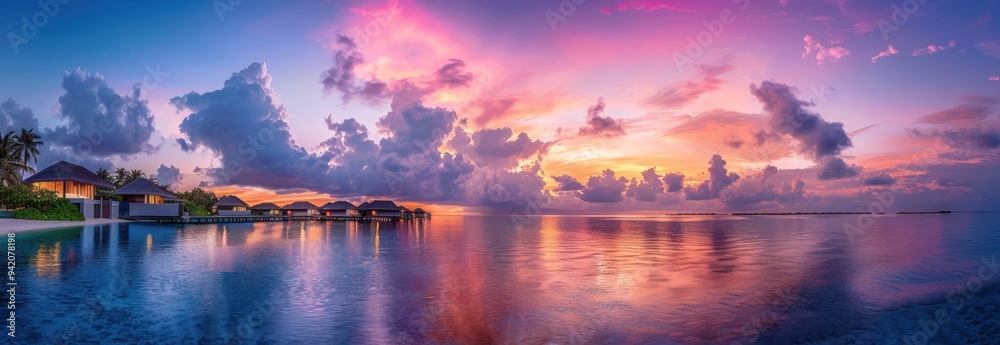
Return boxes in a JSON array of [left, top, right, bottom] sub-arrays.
[[11, 213, 1000, 344]]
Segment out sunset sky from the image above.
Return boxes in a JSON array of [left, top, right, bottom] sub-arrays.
[[1, 0, 998, 214]]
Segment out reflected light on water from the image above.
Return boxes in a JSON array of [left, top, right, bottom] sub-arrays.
[[32, 242, 61, 277]]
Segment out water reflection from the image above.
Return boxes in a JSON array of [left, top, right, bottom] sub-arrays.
[[13, 214, 1000, 344]]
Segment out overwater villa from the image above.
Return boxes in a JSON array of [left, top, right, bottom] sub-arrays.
[[250, 202, 281, 215], [22, 161, 118, 219], [358, 200, 402, 218], [281, 201, 319, 216], [213, 195, 250, 216], [320, 201, 359, 217], [114, 178, 183, 218], [399, 205, 413, 219], [413, 208, 430, 219]]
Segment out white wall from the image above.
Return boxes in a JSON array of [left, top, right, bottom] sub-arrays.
[[218, 210, 251, 216], [129, 203, 181, 218]]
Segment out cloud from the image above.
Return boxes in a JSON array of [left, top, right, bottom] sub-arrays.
[[910, 127, 1000, 150], [643, 64, 735, 109], [577, 97, 626, 138], [450, 126, 552, 170], [749, 80, 859, 179], [625, 167, 665, 202], [860, 172, 896, 186], [802, 35, 850, 64], [152, 164, 183, 186], [552, 174, 585, 191], [45, 68, 157, 157], [913, 40, 956, 56], [977, 41, 1000, 59], [663, 172, 685, 192], [683, 154, 740, 200], [320, 36, 474, 105], [580, 169, 628, 203], [601, 0, 691, 13], [817, 156, 860, 180], [916, 105, 993, 124], [720, 165, 817, 204], [0, 98, 39, 131], [320, 35, 391, 103], [871, 45, 899, 63]]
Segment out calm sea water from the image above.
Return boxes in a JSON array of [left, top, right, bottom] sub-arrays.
[[11, 213, 1000, 344]]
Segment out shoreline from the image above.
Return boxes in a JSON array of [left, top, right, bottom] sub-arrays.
[[0, 218, 133, 234]]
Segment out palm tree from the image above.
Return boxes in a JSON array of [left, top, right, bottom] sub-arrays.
[[0, 131, 27, 186], [13, 128, 42, 179], [95, 168, 112, 185], [114, 167, 128, 188]]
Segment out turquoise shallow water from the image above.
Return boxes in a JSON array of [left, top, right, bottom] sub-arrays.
[[8, 213, 1000, 344]]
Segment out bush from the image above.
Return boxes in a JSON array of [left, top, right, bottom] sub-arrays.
[[13, 207, 45, 220], [184, 201, 210, 216], [4, 184, 85, 221]]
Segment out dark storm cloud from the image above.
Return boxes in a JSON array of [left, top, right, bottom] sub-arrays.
[[684, 154, 740, 200], [860, 172, 896, 186], [153, 164, 183, 186], [1, 96, 114, 171], [577, 97, 626, 138], [552, 174, 585, 191], [580, 169, 628, 203], [45, 69, 157, 157], [750, 80, 859, 179]]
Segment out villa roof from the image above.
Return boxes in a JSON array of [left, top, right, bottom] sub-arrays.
[[113, 178, 180, 201], [214, 195, 249, 207], [413, 208, 427, 213], [251, 202, 280, 210], [281, 201, 318, 210], [358, 200, 400, 211], [320, 201, 357, 211], [398, 206, 411, 212], [22, 161, 114, 190]]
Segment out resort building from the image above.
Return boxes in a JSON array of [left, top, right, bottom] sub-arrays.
[[358, 200, 402, 218], [320, 201, 359, 217], [114, 178, 183, 218], [413, 208, 430, 219], [251, 202, 281, 215], [399, 206, 413, 219], [281, 201, 319, 216], [213, 195, 251, 216], [22, 161, 118, 219]]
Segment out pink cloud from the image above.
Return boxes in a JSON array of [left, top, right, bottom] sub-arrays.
[[912, 40, 957, 56], [601, 0, 691, 13], [871, 45, 899, 63], [990, 76, 1000, 82], [802, 35, 850, 65]]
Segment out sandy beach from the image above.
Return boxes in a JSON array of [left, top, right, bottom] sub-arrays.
[[0, 218, 133, 234]]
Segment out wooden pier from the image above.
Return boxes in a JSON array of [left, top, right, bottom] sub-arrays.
[[122, 214, 414, 224]]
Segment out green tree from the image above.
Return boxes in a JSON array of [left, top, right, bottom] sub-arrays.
[[13, 128, 43, 179], [177, 187, 220, 213], [114, 167, 128, 188], [0, 131, 28, 186]]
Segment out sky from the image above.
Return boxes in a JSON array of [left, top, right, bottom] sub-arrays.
[[1, 0, 998, 214]]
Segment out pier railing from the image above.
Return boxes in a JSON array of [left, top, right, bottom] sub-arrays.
[[122, 214, 422, 224]]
